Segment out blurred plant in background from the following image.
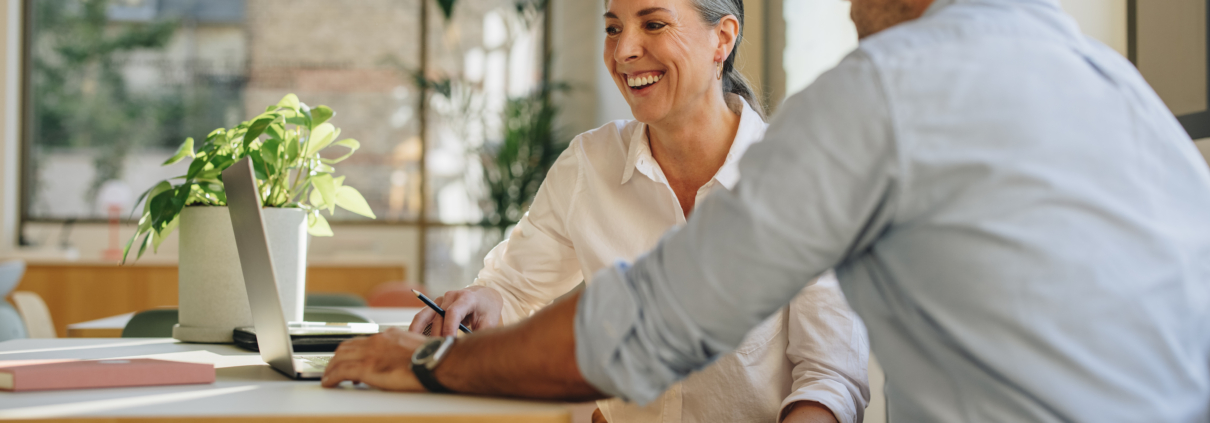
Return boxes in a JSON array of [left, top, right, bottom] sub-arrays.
[[30, 0, 176, 206], [478, 83, 565, 229], [30, 0, 247, 214]]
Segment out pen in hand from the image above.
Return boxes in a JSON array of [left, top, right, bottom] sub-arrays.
[[412, 289, 472, 335]]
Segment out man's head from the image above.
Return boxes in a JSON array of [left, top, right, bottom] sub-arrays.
[[850, 0, 935, 39]]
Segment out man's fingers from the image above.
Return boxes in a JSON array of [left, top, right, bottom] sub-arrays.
[[428, 314, 447, 336], [443, 300, 474, 335], [409, 308, 438, 334], [321, 358, 365, 388]]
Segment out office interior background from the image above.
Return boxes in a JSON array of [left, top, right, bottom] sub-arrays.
[[0, 0, 1207, 380]]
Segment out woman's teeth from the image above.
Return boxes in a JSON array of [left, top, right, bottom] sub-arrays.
[[627, 74, 662, 88]]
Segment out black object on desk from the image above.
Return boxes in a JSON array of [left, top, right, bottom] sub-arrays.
[[233, 322, 380, 352]]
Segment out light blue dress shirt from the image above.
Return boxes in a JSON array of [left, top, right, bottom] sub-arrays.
[[574, 0, 1210, 421]]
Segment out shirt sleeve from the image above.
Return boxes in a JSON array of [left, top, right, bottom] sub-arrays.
[[778, 271, 870, 423], [574, 51, 900, 404], [472, 140, 585, 324]]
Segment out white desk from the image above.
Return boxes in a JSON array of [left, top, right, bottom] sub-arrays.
[[0, 338, 571, 422], [66, 307, 423, 338]]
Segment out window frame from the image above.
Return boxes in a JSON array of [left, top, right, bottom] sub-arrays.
[[16, 0, 552, 286]]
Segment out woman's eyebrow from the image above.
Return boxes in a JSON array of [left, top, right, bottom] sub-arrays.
[[603, 7, 672, 19], [637, 7, 671, 17]]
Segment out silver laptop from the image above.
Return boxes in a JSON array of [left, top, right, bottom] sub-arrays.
[[223, 157, 332, 379]]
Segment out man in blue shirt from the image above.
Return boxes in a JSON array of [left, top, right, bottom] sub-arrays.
[[323, 0, 1210, 420]]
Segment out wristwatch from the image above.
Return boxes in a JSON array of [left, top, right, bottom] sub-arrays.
[[411, 336, 456, 393]]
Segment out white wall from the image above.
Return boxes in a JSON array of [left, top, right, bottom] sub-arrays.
[[783, 0, 857, 97], [0, 0, 20, 254], [1059, 0, 1128, 55]]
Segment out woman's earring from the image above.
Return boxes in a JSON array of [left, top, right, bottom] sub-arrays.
[[716, 61, 724, 80]]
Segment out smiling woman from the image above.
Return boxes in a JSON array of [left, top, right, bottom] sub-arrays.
[[401, 1, 870, 423]]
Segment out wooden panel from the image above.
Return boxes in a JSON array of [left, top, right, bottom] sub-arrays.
[[12, 264, 405, 338], [306, 266, 405, 298]]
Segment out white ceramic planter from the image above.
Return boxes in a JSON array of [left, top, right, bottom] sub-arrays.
[[261, 207, 308, 322], [173, 206, 308, 343]]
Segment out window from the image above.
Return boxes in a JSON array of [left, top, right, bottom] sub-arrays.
[[21, 0, 549, 287]]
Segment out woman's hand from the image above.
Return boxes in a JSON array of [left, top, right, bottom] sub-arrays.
[[408, 286, 505, 336]]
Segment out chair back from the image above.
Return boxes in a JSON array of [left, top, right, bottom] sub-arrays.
[[0, 260, 24, 297], [11, 291, 56, 338], [122, 308, 180, 338], [0, 302, 27, 341], [0, 260, 29, 341]]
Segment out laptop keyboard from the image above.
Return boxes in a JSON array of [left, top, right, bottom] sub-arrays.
[[299, 355, 332, 369]]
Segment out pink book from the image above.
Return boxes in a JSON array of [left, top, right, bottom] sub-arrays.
[[0, 358, 214, 392]]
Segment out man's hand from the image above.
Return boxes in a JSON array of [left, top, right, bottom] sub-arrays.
[[321, 327, 429, 391], [324, 291, 603, 401], [409, 286, 504, 336]]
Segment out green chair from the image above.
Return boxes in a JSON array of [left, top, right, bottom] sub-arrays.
[[122, 308, 179, 338], [121, 306, 371, 338], [305, 293, 368, 308]]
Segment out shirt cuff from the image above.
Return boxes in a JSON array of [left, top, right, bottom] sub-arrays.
[[778, 381, 860, 423], [574, 262, 681, 405]]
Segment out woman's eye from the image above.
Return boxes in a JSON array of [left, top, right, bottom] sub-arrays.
[[605, 26, 621, 36], [645, 22, 666, 30]]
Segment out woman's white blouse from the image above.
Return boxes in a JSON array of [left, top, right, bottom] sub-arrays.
[[472, 99, 870, 423]]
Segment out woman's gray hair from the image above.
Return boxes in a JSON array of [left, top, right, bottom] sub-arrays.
[[691, 0, 767, 120]]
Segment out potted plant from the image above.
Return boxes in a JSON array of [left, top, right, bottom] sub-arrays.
[[122, 93, 377, 343]]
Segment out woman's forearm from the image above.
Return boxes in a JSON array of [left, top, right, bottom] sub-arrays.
[[433, 290, 607, 401]]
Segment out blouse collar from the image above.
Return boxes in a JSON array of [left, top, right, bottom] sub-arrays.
[[621, 95, 765, 190]]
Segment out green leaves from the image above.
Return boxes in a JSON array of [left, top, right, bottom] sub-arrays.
[[335, 186, 376, 219], [122, 93, 375, 263], [277, 93, 301, 111], [311, 173, 337, 214], [322, 139, 360, 164], [243, 115, 276, 148], [310, 105, 334, 128], [307, 212, 334, 237], [304, 123, 337, 157], [162, 137, 194, 165]]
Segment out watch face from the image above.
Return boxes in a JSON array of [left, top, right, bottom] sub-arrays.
[[414, 339, 441, 363]]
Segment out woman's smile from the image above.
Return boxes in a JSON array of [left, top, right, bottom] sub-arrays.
[[624, 71, 666, 94]]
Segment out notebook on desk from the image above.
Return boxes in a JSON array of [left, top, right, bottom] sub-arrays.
[[0, 359, 213, 392]]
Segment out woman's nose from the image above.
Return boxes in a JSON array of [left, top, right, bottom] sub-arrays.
[[613, 30, 642, 63]]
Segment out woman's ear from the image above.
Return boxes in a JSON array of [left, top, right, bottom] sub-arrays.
[[715, 14, 740, 62]]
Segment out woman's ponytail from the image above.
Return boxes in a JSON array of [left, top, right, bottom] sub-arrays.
[[695, 0, 767, 121]]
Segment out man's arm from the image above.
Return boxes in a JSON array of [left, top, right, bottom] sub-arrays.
[[322, 290, 604, 401], [324, 51, 897, 403], [573, 51, 898, 404]]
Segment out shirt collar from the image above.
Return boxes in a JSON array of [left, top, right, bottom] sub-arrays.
[[620, 95, 764, 190], [923, 0, 1065, 17]]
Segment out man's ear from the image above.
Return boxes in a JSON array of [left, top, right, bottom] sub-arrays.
[[715, 14, 740, 62]]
